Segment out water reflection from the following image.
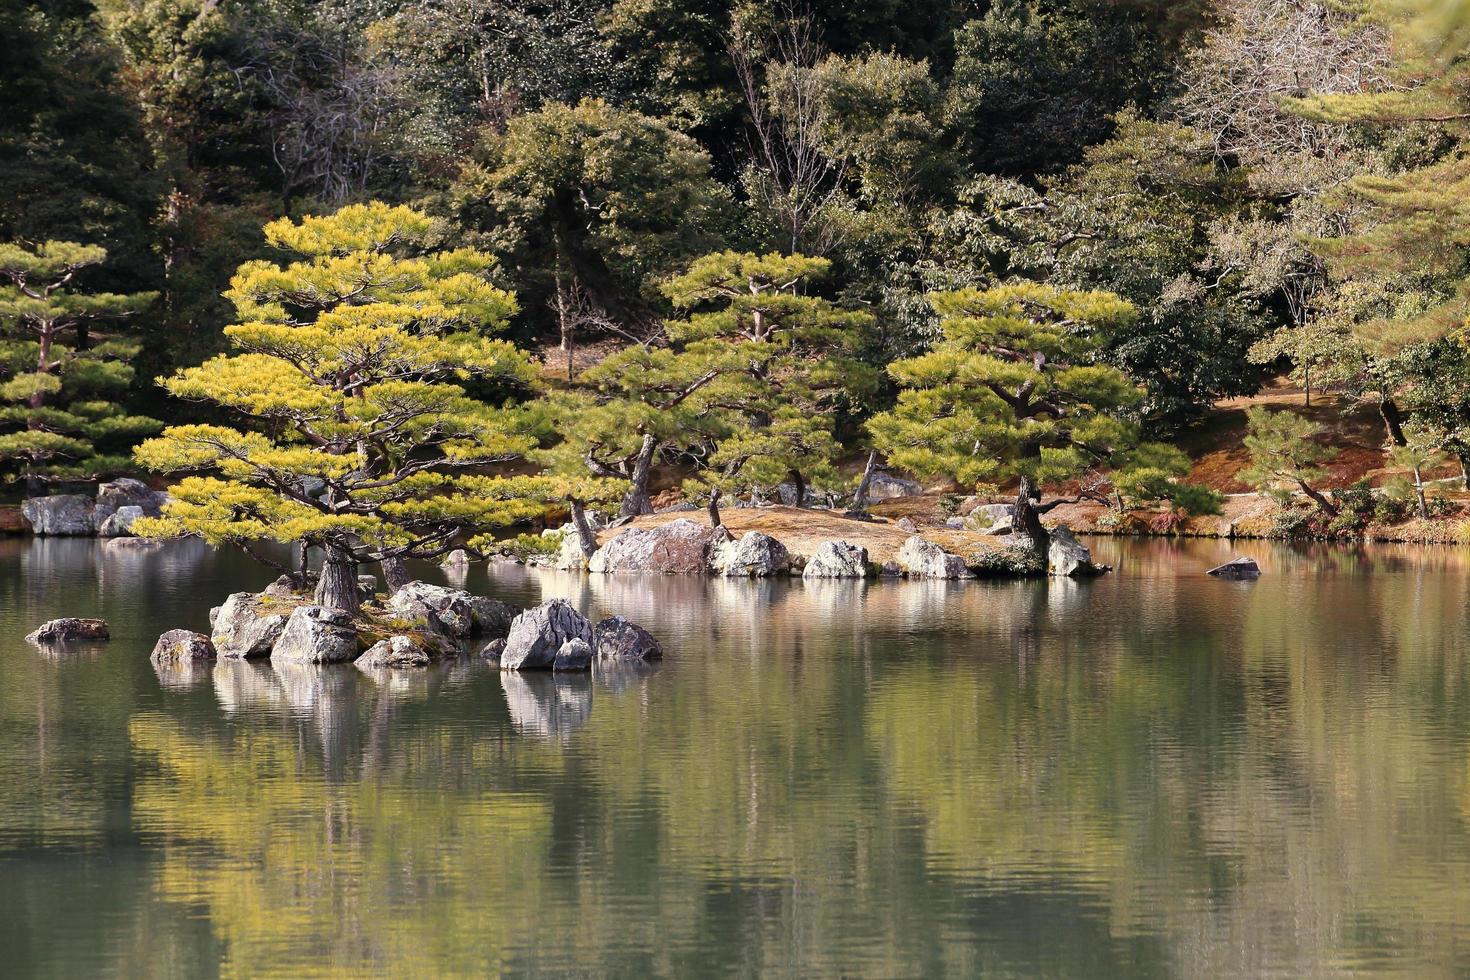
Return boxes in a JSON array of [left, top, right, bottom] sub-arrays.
[[5, 536, 1470, 974]]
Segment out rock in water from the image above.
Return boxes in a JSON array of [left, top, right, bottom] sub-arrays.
[[1047, 526, 1105, 577], [553, 637, 594, 671], [866, 473, 923, 501], [588, 518, 720, 574], [212, 592, 290, 658], [356, 635, 431, 669], [271, 605, 361, 664], [98, 505, 146, 537], [388, 581, 514, 639], [26, 618, 110, 645], [479, 638, 507, 663], [1207, 556, 1261, 580], [802, 541, 870, 579], [95, 477, 168, 521], [21, 495, 97, 536], [151, 629, 215, 663], [500, 599, 595, 670], [709, 531, 790, 577], [896, 535, 968, 579], [441, 549, 470, 568], [594, 616, 662, 662]]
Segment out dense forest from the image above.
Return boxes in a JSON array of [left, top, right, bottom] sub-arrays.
[[5, 0, 1470, 572]]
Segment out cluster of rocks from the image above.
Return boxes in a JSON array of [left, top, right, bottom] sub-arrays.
[[140, 578, 663, 677], [21, 478, 171, 537], [545, 516, 1104, 580]]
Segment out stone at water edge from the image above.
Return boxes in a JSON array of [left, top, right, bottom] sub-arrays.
[[802, 540, 870, 579], [211, 592, 290, 659], [98, 505, 146, 537], [26, 618, 110, 645], [389, 581, 515, 640], [594, 616, 662, 663], [479, 638, 507, 663], [1047, 526, 1107, 577], [588, 518, 722, 574], [1207, 556, 1261, 580], [553, 637, 594, 671], [896, 535, 969, 580], [270, 605, 361, 664], [709, 531, 790, 577], [95, 477, 169, 521], [356, 635, 431, 669], [441, 549, 471, 568], [151, 629, 215, 663], [500, 599, 595, 670], [21, 495, 96, 536]]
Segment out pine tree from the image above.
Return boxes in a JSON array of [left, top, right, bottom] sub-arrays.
[[868, 282, 1147, 550], [1240, 406, 1340, 515], [133, 203, 558, 613], [0, 241, 160, 491]]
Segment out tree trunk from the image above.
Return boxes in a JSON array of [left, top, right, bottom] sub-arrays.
[[1459, 453, 1469, 489], [380, 554, 412, 594], [617, 433, 659, 519], [1303, 364, 1311, 407], [315, 544, 362, 614], [568, 497, 599, 557], [1412, 465, 1429, 520], [707, 488, 722, 529], [1380, 398, 1407, 447], [1014, 474, 1050, 554], [787, 468, 806, 508], [847, 450, 878, 515], [1296, 479, 1339, 517]]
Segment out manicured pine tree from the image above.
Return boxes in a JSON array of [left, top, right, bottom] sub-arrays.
[[0, 241, 160, 492], [133, 203, 561, 613], [1240, 405, 1340, 516], [867, 282, 1147, 551]]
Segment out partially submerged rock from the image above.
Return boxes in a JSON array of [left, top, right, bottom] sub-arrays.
[[802, 540, 869, 579], [151, 629, 215, 663], [594, 616, 662, 663], [553, 637, 593, 671], [897, 535, 968, 580], [95, 477, 168, 521], [1207, 556, 1261, 580], [356, 634, 431, 669], [589, 518, 721, 574], [388, 581, 514, 639], [211, 592, 290, 659], [271, 605, 361, 664], [709, 531, 790, 577], [1047, 527, 1106, 577], [98, 505, 146, 537], [479, 637, 507, 663], [500, 599, 595, 670], [26, 618, 110, 645], [21, 495, 96, 536], [441, 549, 471, 568]]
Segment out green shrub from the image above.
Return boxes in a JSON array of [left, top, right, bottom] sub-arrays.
[[970, 545, 1045, 577], [1270, 509, 1312, 539], [1332, 479, 1376, 516]]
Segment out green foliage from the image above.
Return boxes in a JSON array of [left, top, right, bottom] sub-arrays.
[[0, 240, 160, 485], [868, 282, 1145, 492], [1241, 406, 1339, 513], [134, 203, 559, 569]]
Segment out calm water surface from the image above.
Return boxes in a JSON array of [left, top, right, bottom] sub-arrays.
[[3, 535, 1470, 977]]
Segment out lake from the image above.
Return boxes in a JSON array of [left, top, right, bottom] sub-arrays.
[[2, 534, 1470, 976]]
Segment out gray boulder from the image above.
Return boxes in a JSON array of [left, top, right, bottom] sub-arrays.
[[896, 535, 968, 579], [966, 503, 1015, 535], [95, 477, 168, 521], [441, 549, 471, 568], [21, 495, 96, 536], [1207, 556, 1261, 580], [802, 540, 869, 579], [500, 599, 595, 670], [271, 605, 361, 664], [866, 473, 923, 501], [151, 629, 215, 663], [895, 517, 919, 533], [26, 617, 110, 645], [479, 638, 507, 663], [98, 505, 146, 537], [357, 574, 379, 600], [594, 616, 662, 663], [1047, 526, 1105, 577], [388, 581, 512, 639], [355, 635, 431, 669], [554, 524, 592, 571], [553, 637, 594, 671], [588, 518, 720, 574], [710, 531, 790, 577], [211, 592, 290, 658]]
